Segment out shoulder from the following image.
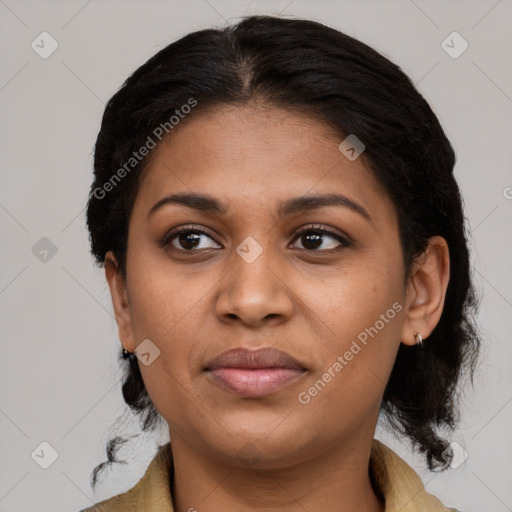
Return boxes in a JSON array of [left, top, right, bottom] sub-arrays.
[[79, 443, 174, 512], [370, 439, 461, 512]]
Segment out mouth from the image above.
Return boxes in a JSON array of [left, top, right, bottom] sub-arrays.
[[204, 347, 307, 398]]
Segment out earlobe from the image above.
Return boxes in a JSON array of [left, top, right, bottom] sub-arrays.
[[104, 251, 135, 352], [400, 236, 450, 346]]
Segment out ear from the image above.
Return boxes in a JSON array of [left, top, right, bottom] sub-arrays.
[[400, 236, 450, 346], [104, 251, 136, 352]]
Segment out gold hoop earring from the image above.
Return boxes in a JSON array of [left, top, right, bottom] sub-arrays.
[[123, 347, 135, 359]]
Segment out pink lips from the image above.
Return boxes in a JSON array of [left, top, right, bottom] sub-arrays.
[[205, 347, 306, 398]]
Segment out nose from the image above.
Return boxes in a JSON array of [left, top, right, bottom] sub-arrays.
[[214, 245, 294, 328]]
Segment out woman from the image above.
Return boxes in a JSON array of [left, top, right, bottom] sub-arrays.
[[82, 14, 479, 512]]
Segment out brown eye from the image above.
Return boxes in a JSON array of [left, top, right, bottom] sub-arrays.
[[291, 226, 351, 252], [160, 227, 221, 252]]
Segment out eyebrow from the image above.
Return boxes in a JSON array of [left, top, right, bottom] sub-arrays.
[[147, 192, 372, 223]]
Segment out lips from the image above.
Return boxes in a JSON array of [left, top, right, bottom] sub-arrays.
[[205, 347, 305, 371], [204, 347, 307, 398]]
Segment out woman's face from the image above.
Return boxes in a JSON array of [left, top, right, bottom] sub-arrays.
[[107, 103, 422, 468]]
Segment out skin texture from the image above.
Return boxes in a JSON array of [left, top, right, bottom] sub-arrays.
[[105, 102, 450, 512]]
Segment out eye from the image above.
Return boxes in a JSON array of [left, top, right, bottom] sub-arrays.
[[290, 224, 351, 252], [159, 226, 221, 252], [159, 224, 351, 254]]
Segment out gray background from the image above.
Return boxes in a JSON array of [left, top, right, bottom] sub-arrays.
[[1, 0, 511, 511]]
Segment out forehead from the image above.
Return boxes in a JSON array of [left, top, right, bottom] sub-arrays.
[[133, 103, 394, 224]]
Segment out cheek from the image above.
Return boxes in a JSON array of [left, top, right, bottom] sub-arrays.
[[304, 258, 404, 342], [297, 263, 404, 403], [295, 300, 403, 437], [138, 358, 201, 439], [127, 260, 204, 342]]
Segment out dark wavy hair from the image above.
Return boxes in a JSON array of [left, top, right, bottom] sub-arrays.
[[85, 14, 481, 488]]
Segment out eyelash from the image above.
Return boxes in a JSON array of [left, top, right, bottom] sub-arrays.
[[159, 224, 352, 253]]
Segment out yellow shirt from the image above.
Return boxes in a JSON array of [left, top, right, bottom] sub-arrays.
[[81, 439, 460, 511]]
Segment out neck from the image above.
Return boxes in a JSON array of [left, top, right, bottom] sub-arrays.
[[168, 430, 385, 512]]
